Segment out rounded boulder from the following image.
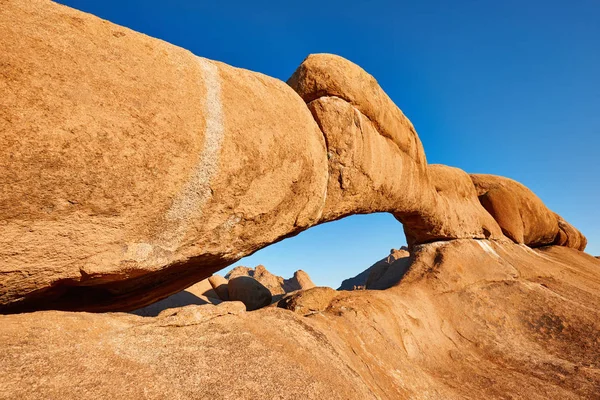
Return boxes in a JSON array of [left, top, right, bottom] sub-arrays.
[[227, 277, 272, 311]]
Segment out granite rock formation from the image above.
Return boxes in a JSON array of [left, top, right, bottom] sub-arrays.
[[1, 241, 599, 399], [0, 0, 590, 316], [0, 1, 598, 398], [338, 248, 409, 290], [226, 265, 315, 296], [1, 0, 327, 313], [277, 287, 338, 316], [471, 174, 586, 249]]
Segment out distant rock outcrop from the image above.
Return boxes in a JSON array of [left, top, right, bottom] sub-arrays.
[[365, 250, 411, 290], [134, 265, 306, 314], [338, 248, 408, 290], [226, 265, 315, 297], [227, 265, 285, 295], [284, 270, 315, 293]]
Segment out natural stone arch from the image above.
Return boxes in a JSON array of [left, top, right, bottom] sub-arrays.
[[237, 211, 408, 290], [0, 0, 586, 313]]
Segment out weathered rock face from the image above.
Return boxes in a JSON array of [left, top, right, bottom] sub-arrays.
[[288, 52, 426, 166], [335, 246, 412, 291], [227, 276, 272, 311], [290, 56, 505, 246], [553, 214, 588, 251], [0, 0, 588, 313], [227, 265, 285, 295], [1, 2, 597, 398], [470, 175, 587, 251], [2, 241, 599, 399], [277, 287, 338, 316], [471, 174, 559, 247]]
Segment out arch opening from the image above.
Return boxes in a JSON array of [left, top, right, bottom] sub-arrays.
[[131, 213, 407, 316], [234, 212, 406, 290]]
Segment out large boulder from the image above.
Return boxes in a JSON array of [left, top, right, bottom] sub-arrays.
[[470, 174, 561, 247], [277, 287, 338, 316], [227, 276, 272, 311], [226, 265, 285, 295], [226, 266, 255, 280]]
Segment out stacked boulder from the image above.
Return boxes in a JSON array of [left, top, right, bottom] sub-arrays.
[[207, 266, 315, 311], [134, 265, 316, 314]]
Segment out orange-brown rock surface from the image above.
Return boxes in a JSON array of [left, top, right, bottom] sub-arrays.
[[0, 0, 589, 318], [0, 0, 327, 313], [471, 174, 560, 247], [284, 269, 316, 292], [132, 278, 221, 317], [1, 240, 599, 399], [554, 213, 588, 251], [277, 286, 338, 316], [227, 265, 286, 295], [290, 58, 505, 246], [1, 1, 598, 398]]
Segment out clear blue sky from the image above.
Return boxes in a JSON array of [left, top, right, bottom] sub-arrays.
[[58, 0, 600, 288]]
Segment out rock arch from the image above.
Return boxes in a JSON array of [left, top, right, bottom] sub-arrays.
[[0, 0, 586, 313]]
